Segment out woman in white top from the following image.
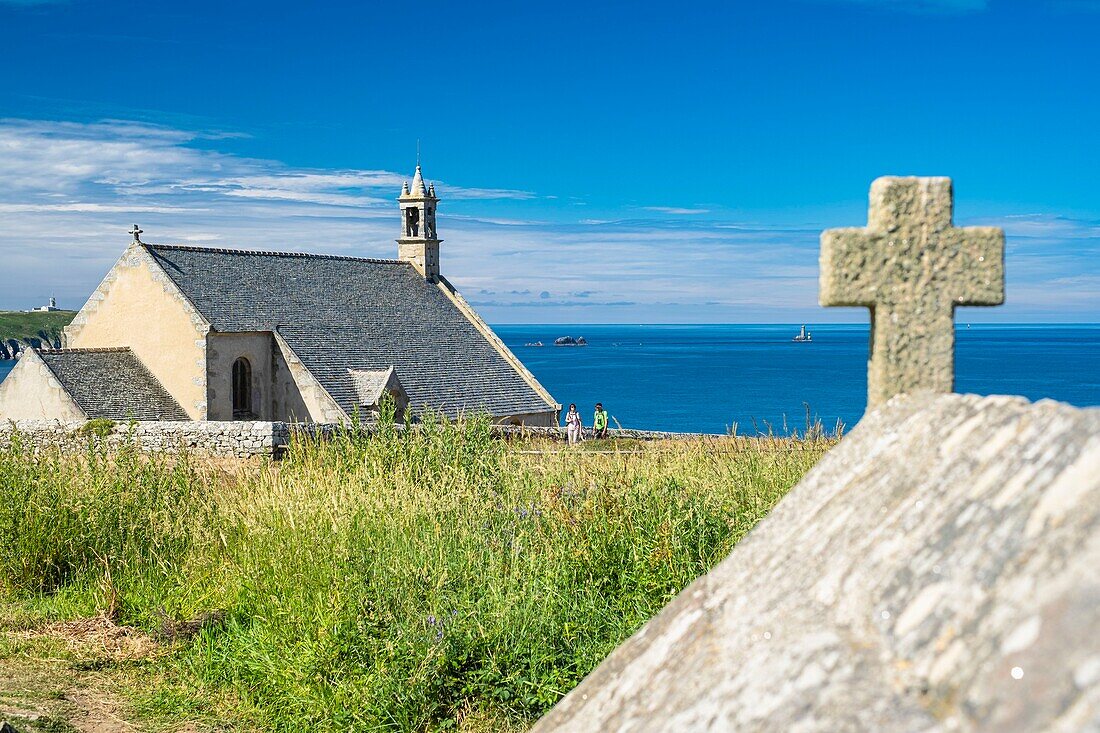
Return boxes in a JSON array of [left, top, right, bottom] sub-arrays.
[[565, 403, 583, 446]]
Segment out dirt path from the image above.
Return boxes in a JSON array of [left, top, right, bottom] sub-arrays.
[[2, 657, 134, 732], [0, 617, 194, 733]]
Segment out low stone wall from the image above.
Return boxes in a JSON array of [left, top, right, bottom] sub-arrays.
[[0, 420, 716, 459], [0, 420, 280, 458]]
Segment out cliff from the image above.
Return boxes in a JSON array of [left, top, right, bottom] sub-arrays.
[[0, 310, 77, 360]]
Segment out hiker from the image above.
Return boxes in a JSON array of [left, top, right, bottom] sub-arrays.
[[593, 402, 609, 439], [565, 403, 583, 446]]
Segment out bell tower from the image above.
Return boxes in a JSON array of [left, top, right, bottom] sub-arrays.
[[397, 164, 442, 281]]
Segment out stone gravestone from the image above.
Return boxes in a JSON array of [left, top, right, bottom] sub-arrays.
[[820, 177, 1004, 407], [531, 179, 1099, 732], [532, 393, 1100, 732]]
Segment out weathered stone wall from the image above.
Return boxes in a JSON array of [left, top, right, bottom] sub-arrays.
[[206, 332, 275, 421], [492, 411, 561, 428], [494, 425, 713, 441], [271, 340, 313, 422], [532, 392, 1100, 733], [0, 420, 280, 458], [0, 420, 714, 459]]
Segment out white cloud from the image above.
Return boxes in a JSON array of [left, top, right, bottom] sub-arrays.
[[979, 213, 1100, 240], [0, 117, 1096, 322], [446, 186, 537, 201], [0, 119, 532, 205], [639, 206, 711, 215], [0, 203, 204, 213]]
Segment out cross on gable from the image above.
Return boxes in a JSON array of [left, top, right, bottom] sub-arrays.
[[129, 224, 143, 243], [820, 177, 1005, 408]]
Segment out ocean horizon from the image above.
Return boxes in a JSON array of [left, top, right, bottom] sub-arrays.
[[493, 323, 1100, 434], [3, 323, 1098, 434]]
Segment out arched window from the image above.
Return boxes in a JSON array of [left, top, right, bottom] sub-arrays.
[[232, 357, 253, 419]]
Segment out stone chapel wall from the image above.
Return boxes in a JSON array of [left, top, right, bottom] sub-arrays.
[[0, 351, 86, 421], [272, 333, 348, 423], [63, 245, 209, 419], [206, 332, 313, 422]]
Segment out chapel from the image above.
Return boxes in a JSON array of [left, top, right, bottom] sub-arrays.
[[0, 165, 560, 426]]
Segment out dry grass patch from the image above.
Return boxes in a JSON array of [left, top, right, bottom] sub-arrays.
[[1, 617, 153, 733], [6, 616, 158, 664]]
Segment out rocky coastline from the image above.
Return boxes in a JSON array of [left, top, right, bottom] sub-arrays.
[[0, 310, 75, 360]]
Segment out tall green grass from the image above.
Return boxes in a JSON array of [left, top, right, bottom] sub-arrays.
[[0, 416, 829, 732], [0, 431, 205, 608]]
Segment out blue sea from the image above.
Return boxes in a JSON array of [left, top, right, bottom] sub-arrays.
[[2, 324, 1097, 434], [494, 324, 1100, 434]]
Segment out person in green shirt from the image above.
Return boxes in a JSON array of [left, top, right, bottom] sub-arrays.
[[593, 402, 609, 439]]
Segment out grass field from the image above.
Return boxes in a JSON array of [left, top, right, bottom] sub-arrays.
[[0, 310, 78, 353], [0, 415, 833, 732]]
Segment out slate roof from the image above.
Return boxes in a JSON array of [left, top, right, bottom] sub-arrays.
[[141, 244, 556, 419], [38, 348, 189, 421]]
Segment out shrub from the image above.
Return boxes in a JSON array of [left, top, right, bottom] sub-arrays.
[[76, 418, 117, 439]]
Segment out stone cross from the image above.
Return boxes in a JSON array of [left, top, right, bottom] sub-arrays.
[[820, 177, 1004, 408], [129, 224, 143, 243]]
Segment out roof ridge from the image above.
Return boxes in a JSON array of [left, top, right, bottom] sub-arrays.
[[142, 242, 406, 265]]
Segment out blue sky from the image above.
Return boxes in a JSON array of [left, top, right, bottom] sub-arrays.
[[1, 0, 1098, 322]]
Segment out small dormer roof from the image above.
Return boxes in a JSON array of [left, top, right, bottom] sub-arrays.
[[348, 365, 404, 407]]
